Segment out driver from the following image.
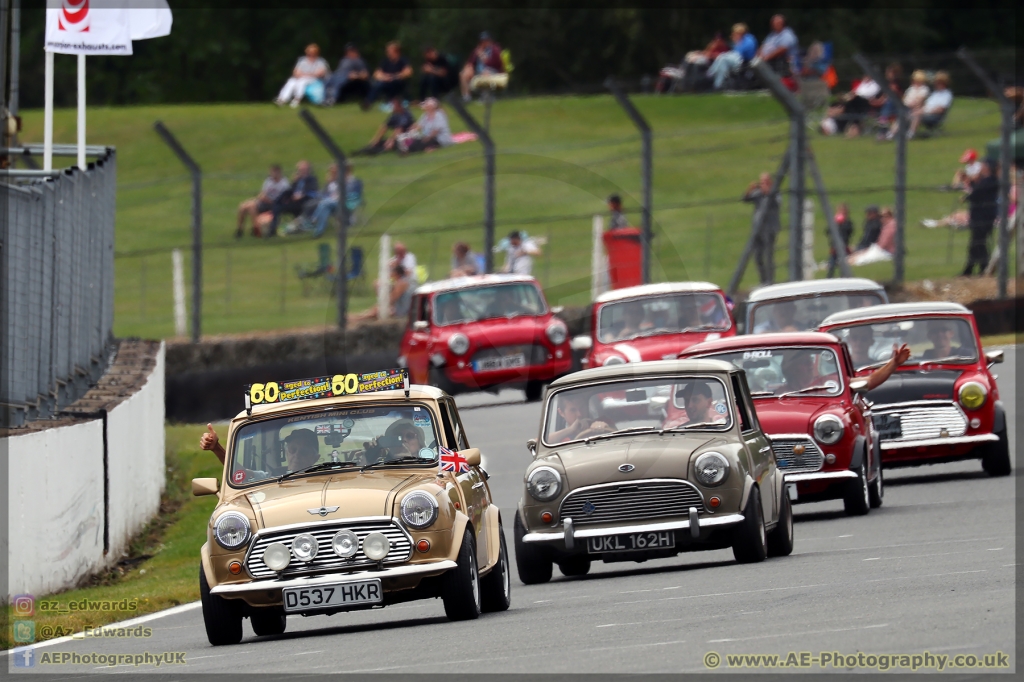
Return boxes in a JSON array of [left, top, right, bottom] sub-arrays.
[[754, 300, 800, 334], [922, 321, 963, 359], [488, 287, 523, 318], [383, 418, 428, 458], [548, 393, 614, 443], [677, 299, 700, 330], [438, 296, 463, 324], [678, 380, 724, 424], [616, 301, 647, 340], [282, 428, 321, 471], [846, 325, 876, 368], [781, 351, 820, 391]]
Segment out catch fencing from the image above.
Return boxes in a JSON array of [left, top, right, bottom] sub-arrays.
[[0, 148, 117, 427]]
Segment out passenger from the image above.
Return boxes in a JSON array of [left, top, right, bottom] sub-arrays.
[[548, 393, 614, 443], [383, 418, 429, 458], [846, 325, 876, 368], [614, 301, 647, 340], [282, 428, 321, 471], [677, 299, 701, 330], [437, 296, 464, 324], [922, 321, 964, 359]]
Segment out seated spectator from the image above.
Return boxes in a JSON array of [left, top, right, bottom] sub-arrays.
[[353, 263, 413, 321], [908, 71, 952, 138], [855, 205, 882, 250], [799, 40, 829, 78], [325, 43, 370, 106], [266, 161, 318, 237], [884, 69, 928, 139], [826, 202, 854, 277], [362, 41, 413, 109], [299, 163, 362, 238], [665, 31, 730, 91], [390, 242, 418, 285], [450, 242, 480, 277], [274, 44, 329, 108], [355, 97, 415, 155], [607, 194, 629, 229], [875, 63, 904, 127], [460, 32, 505, 101], [236, 164, 290, 238], [849, 207, 896, 265], [707, 23, 758, 91], [820, 75, 882, 137], [756, 14, 799, 81], [396, 97, 453, 154], [419, 46, 457, 100]]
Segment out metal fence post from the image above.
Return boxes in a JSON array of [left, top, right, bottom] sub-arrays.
[[605, 78, 653, 284], [153, 122, 202, 342], [447, 94, 496, 273], [299, 109, 349, 329]]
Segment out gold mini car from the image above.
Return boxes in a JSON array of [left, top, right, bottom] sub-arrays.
[[194, 370, 510, 645], [515, 359, 793, 583]]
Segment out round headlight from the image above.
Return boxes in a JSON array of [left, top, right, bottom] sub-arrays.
[[527, 466, 562, 501], [262, 542, 291, 572], [213, 511, 251, 550], [546, 321, 568, 346], [291, 533, 319, 562], [958, 381, 987, 410], [694, 452, 730, 487], [813, 414, 845, 445], [448, 333, 470, 356], [400, 491, 439, 529], [602, 355, 626, 366], [363, 532, 391, 561], [332, 529, 358, 558]]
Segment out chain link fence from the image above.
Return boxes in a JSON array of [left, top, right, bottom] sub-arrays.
[[1, 149, 117, 427]]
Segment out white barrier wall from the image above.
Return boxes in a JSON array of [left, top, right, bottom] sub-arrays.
[[5, 344, 166, 599]]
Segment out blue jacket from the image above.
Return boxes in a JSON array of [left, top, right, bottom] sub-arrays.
[[734, 33, 758, 62]]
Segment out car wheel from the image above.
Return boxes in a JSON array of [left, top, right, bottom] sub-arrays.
[[843, 463, 870, 516], [557, 555, 592, 577], [480, 522, 512, 613], [250, 611, 287, 637], [514, 511, 553, 584], [981, 425, 1012, 477], [441, 529, 481, 621], [767, 490, 794, 558], [732, 486, 768, 564], [868, 465, 884, 508], [199, 563, 243, 646], [524, 380, 544, 403]]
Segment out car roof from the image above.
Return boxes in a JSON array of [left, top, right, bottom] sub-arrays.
[[232, 385, 447, 422], [681, 331, 841, 356], [595, 281, 722, 304], [415, 274, 539, 296], [820, 301, 971, 327], [549, 358, 737, 388], [746, 278, 886, 303]]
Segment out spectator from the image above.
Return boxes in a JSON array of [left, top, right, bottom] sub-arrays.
[[884, 69, 928, 139], [854, 205, 882, 250], [324, 43, 370, 106], [707, 24, 758, 91], [355, 97, 415, 155], [362, 41, 413, 109], [820, 74, 882, 137], [450, 242, 480, 277], [908, 71, 952, 138], [848, 207, 896, 266], [390, 242, 419, 285], [460, 32, 505, 101], [1006, 86, 1024, 129], [299, 163, 363, 238], [961, 160, 999, 276], [501, 231, 540, 275], [985, 170, 1017, 275], [799, 40, 830, 78], [756, 14, 799, 79], [267, 161, 318, 237], [826, 202, 854, 277], [671, 31, 731, 90], [354, 263, 414, 321], [236, 164, 290, 238], [274, 44, 329, 108], [397, 97, 453, 153], [875, 63, 905, 127], [951, 148, 983, 190], [419, 46, 457, 100], [607, 194, 629, 230], [743, 172, 781, 285]]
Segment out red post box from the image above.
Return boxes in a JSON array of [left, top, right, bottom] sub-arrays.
[[602, 227, 643, 289]]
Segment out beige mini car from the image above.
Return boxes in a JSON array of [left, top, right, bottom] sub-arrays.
[[515, 359, 793, 583], [194, 371, 510, 645]]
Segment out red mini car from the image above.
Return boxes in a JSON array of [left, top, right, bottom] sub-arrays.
[[680, 332, 882, 515], [570, 282, 736, 369], [819, 302, 1010, 476], [398, 275, 572, 401]]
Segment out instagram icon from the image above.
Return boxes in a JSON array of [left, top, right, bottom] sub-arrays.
[[12, 594, 35, 617]]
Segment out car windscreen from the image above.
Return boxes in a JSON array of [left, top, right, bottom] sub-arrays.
[[702, 347, 843, 398], [432, 283, 546, 325], [598, 292, 730, 343], [229, 404, 440, 487], [751, 292, 884, 333], [543, 376, 732, 446], [829, 317, 978, 370]]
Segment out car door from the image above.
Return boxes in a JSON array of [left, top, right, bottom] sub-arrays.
[[405, 295, 432, 383], [441, 399, 489, 565], [733, 372, 777, 522]]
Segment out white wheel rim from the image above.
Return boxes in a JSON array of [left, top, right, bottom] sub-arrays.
[[501, 547, 510, 599], [470, 553, 480, 609], [861, 466, 869, 505], [786, 504, 793, 542]]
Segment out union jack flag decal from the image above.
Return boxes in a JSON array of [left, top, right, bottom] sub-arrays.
[[439, 446, 471, 474]]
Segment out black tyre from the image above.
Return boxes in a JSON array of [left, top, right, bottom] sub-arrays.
[[843, 463, 870, 516], [250, 611, 287, 637], [524, 380, 544, 403], [732, 486, 768, 564], [981, 425, 1011, 477], [557, 555, 592, 577], [514, 511, 553, 584], [441, 530, 481, 621], [868, 465, 884, 509], [767, 490, 794, 558], [199, 564, 243, 646], [480, 522, 512, 613]]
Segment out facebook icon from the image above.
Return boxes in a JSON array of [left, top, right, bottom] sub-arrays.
[[13, 647, 35, 668]]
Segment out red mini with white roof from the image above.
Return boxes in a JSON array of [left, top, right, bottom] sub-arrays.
[[680, 332, 883, 515], [398, 275, 572, 401], [570, 282, 736, 369]]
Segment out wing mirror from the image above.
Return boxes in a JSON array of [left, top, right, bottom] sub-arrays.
[[985, 349, 1004, 365], [192, 478, 220, 496], [526, 438, 538, 456], [570, 335, 593, 351], [412, 320, 429, 332], [849, 379, 870, 394], [458, 448, 481, 467], [551, 305, 565, 315]]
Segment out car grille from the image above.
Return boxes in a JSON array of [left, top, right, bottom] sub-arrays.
[[471, 344, 548, 366], [873, 402, 967, 442], [769, 437, 825, 473], [559, 479, 704, 527], [245, 519, 413, 579]]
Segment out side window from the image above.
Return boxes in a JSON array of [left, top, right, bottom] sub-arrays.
[[418, 296, 431, 323], [445, 399, 470, 449], [437, 402, 458, 448], [408, 295, 419, 327], [731, 375, 754, 432]]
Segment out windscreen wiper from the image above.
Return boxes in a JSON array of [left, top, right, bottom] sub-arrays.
[[582, 426, 655, 444], [909, 355, 969, 366], [776, 384, 834, 398], [361, 455, 434, 472], [662, 421, 723, 433], [278, 460, 358, 482]]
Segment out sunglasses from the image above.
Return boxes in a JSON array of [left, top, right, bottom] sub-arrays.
[[400, 431, 420, 441]]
